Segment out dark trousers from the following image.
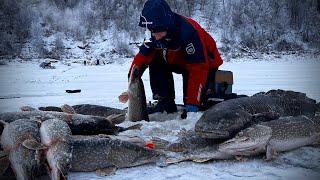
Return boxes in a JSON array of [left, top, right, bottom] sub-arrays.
[[149, 54, 182, 101]]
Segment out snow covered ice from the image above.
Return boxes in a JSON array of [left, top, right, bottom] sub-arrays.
[[0, 55, 320, 179]]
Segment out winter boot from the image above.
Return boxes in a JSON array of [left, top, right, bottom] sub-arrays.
[[147, 98, 177, 114]]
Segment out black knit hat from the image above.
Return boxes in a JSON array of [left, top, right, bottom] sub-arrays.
[[139, 0, 175, 32]]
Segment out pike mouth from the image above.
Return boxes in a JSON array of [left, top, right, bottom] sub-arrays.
[[195, 130, 230, 139], [219, 140, 266, 155]]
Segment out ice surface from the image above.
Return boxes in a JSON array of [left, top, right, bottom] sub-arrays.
[[0, 55, 319, 179]]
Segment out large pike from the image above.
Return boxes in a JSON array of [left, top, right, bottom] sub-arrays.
[[218, 115, 320, 160], [38, 104, 126, 124], [126, 66, 149, 122], [0, 111, 140, 135], [195, 90, 317, 139], [70, 135, 163, 174], [40, 119, 72, 180], [0, 119, 44, 180]]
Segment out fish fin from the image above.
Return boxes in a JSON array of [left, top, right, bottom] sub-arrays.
[[61, 104, 76, 114], [151, 137, 170, 150], [0, 120, 8, 136], [251, 112, 280, 122], [97, 134, 111, 139], [119, 91, 129, 103], [0, 155, 10, 175], [56, 162, 68, 180], [192, 157, 213, 163], [166, 157, 187, 164], [0, 151, 9, 158], [95, 166, 117, 176], [22, 139, 47, 151], [119, 136, 145, 146], [0, 120, 7, 133], [156, 155, 168, 167], [125, 123, 143, 131], [106, 113, 126, 124], [235, 155, 248, 162], [167, 143, 187, 152], [313, 135, 320, 145], [316, 102, 320, 110], [266, 145, 277, 161]]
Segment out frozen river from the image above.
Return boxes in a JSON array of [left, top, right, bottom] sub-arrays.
[[0, 54, 319, 179]]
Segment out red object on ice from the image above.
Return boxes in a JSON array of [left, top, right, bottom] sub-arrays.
[[145, 141, 155, 149]]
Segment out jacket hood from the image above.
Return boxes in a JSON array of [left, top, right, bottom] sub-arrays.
[[139, 0, 175, 32]]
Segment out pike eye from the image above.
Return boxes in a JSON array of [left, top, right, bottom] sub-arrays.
[[238, 132, 244, 136]]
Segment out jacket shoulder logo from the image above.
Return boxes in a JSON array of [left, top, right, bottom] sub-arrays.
[[186, 43, 195, 55]]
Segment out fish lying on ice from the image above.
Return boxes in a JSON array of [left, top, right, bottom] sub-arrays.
[[218, 115, 320, 160], [70, 135, 164, 175], [195, 89, 317, 139], [39, 119, 72, 180], [0, 111, 141, 135], [0, 119, 45, 180], [37, 104, 126, 124]]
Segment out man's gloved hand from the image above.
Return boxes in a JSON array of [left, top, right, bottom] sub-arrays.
[[185, 104, 199, 112], [143, 36, 168, 49], [143, 36, 157, 48], [143, 40, 156, 49], [139, 37, 157, 55]]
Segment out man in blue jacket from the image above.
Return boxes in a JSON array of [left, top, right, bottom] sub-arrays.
[[120, 0, 223, 114]]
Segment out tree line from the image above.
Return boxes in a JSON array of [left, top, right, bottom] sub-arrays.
[[0, 0, 319, 59]]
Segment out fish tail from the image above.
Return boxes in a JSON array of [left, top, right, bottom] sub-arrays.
[[125, 123, 143, 131], [156, 154, 168, 167], [316, 102, 320, 112], [106, 113, 125, 124], [0, 120, 8, 128]]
